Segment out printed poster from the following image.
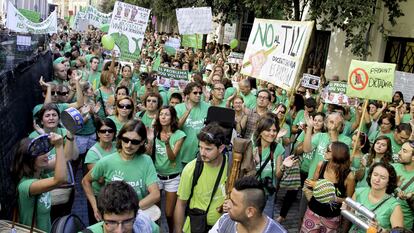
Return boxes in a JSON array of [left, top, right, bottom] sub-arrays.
[[108, 1, 150, 61], [301, 73, 320, 90], [156, 66, 189, 90], [241, 18, 313, 91]]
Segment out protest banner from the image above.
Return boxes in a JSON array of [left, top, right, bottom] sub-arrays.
[[156, 66, 189, 90], [73, 12, 88, 32], [18, 8, 40, 23], [6, 3, 57, 34], [176, 7, 212, 35], [86, 5, 112, 28], [241, 19, 314, 91], [108, 1, 150, 61], [393, 71, 414, 103], [321, 81, 355, 106], [223, 23, 237, 45], [346, 60, 396, 102], [165, 37, 181, 55], [181, 34, 202, 49], [228, 52, 244, 66], [301, 73, 320, 90]]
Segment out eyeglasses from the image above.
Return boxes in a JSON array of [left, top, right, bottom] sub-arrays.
[[117, 103, 133, 109], [121, 136, 143, 145], [257, 95, 269, 100], [98, 129, 115, 134], [146, 99, 157, 103], [103, 217, 135, 230], [192, 91, 203, 95]]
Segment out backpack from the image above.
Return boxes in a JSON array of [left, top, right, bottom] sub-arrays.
[[50, 214, 86, 233]]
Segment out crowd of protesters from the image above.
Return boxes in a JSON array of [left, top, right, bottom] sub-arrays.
[[8, 19, 414, 233]]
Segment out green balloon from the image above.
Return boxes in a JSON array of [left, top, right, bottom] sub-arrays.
[[230, 39, 238, 49], [102, 35, 115, 50]]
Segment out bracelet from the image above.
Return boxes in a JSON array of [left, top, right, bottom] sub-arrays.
[[65, 135, 74, 141]]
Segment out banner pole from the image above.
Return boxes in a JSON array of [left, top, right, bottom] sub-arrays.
[[352, 99, 369, 156]]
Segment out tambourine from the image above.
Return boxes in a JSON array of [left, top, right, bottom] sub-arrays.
[[27, 134, 53, 157], [61, 107, 84, 133]]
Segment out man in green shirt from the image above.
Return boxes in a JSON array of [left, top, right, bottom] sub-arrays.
[[394, 141, 414, 229], [86, 56, 101, 91], [239, 79, 257, 110], [174, 123, 228, 233], [83, 181, 158, 233], [175, 82, 210, 164], [387, 123, 412, 155]]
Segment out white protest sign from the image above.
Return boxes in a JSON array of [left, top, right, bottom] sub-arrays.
[[73, 12, 88, 32], [223, 23, 237, 45], [241, 19, 314, 91], [86, 6, 112, 28], [6, 3, 57, 34], [176, 7, 212, 35], [393, 71, 414, 103], [165, 38, 181, 50], [108, 1, 150, 61], [301, 73, 320, 90]]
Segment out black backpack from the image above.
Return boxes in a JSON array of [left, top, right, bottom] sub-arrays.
[[51, 214, 86, 233]]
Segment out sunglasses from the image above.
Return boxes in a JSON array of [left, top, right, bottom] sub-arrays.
[[51, 91, 69, 96], [192, 91, 203, 95], [146, 99, 157, 103], [121, 136, 142, 145], [117, 103, 133, 109], [99, 129, 115, 134], [278, 111, 286, 114]]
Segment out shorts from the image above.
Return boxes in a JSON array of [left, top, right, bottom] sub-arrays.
[[75, 134, 97, 154], [300, 208, 340, 233], [157, 174, 180, 192]]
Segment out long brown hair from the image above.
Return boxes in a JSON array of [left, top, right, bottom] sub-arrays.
[[367, 136, 393, 166], [329, 141, 351, 186], [11, 138, 37, 183]]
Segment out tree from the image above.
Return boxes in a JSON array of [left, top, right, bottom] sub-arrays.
[[243, 0, 407, 58]]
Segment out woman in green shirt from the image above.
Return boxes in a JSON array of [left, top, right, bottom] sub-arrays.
[[151, 106, 186, 233], [349, 162, 403, 232], [11, 133, 68, 232], [109, 96, 135, 136]]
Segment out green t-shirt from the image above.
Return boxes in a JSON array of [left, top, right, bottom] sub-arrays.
[[293, 110, 305, 126], [91, 152, 159, 200], [340, 120, 353, 137], [18, 177, 51, 232], [240, 92, 256, 110], [392, 163, 414, 228], [82, 215, 160, 233], [177, 158, 228, 233], [224, 87, 236, 100], [136, 111, 155, 128], [155, 130, 186, 175], [351, 187, 399, 233], [254, 143, 285, 180], [86, 71, 101, 91], [295, 131, 313, 173], [85, 142, 117, 195], [307, 132, 352, 179], [108, 115, 125, 136], [385, 133, 402, 156], [95, 88, 114, 119], [175, 101, 210, 163], [402, 114, 411, 123]]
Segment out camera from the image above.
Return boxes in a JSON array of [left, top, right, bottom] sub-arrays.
[[260, 176, 276, 195]]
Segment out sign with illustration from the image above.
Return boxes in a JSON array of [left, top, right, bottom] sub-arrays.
[[7, 3, 57, 34]]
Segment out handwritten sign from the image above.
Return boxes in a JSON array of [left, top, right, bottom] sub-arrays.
[[156, 66, 189, 90], [86, 6, 112, 28], [346, 60, 396, 102], [241, 19, 314, 91], [393, 71, 414, 103], [6, 3, 57, 34], [176, 7, 212, 35], [301, 74, 320, 90], [108, 1, 150, 61], [223, 23, 237, 45]]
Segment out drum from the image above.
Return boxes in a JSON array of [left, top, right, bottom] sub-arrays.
[[61, 107, 84, 133], [28, 134, 53, 157]]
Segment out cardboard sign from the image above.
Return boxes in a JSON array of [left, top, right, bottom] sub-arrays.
[[6, 3, 57, 34], [228, 52, 244, 66], [346, 60, 396, 102], [241, 19, 314, 91], [176, 7, 212, 35], [301, 73, 320, 90], [393, 71, 414, 103], [86, 6, 112, 28], [156, 66, 189, 90], [108, 1, 150, 61], [223, 23, 237, 45], [322, 81, 356, 106]]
